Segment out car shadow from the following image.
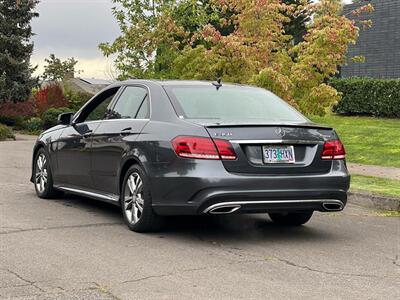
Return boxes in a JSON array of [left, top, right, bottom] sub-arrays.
[[160, 214, 337, 244], [52, 193, 121, 216], [54, 193, 339, 244]]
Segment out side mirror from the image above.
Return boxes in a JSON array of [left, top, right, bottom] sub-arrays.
[[58, 112, 74, 126]]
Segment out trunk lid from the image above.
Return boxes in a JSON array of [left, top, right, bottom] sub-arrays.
[[203, 122, 335, 175]]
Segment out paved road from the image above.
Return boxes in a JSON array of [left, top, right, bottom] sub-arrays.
[[1, 136, 399, 300]]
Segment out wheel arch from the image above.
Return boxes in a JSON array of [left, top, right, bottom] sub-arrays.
[[118, 156, 147, 196], [30, 142, 46, 182]]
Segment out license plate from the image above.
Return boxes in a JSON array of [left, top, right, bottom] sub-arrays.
[[262, 145, 295, 164]]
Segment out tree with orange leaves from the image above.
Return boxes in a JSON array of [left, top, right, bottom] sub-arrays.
[[101, 0, 373, 115]]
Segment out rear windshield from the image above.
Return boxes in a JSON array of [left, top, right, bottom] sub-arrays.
[[165, 85, 307, 123]]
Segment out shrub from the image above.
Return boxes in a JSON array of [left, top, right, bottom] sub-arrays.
[[0, 100, 36, 126], [0, 115, 24, 128], [63, 85, 92, 111], [34, 83, 68, 116], [22, 117, 43, 133], [331, 77, 400, 118], [42, 107, 73, 129], [0, 124, 15, 141]]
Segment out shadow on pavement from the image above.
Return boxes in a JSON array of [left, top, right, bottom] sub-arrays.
[[53, 193, 338, 244], [160, 214, 336, 244]]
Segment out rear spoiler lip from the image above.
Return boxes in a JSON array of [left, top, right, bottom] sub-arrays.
[[203, 122, 332, 130]]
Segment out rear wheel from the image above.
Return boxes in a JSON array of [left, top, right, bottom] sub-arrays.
[[268, 211, 313, 226], [121, 165, 162, 232], [34, 148, 59, 198]]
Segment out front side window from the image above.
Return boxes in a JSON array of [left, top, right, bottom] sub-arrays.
[[165, 85, 307, 123], [86, 94, 114, 122], [76, 87, 120, 123], [110, 86, 148, 119]]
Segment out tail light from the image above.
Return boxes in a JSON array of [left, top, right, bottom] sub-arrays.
[[214, 139, 237, 160], [172, 136, 237, 160], [321, 140, 346, 160]]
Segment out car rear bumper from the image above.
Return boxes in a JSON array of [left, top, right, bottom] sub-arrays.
[[202, 198, 345, 214], [147, 160, 350, 216], [152, 189, 348, 215]]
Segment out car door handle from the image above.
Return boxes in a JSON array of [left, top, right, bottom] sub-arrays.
[[120, 127, 132, 136]]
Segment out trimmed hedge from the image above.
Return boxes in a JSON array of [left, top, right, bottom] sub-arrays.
[[331, 77, 400, 118]]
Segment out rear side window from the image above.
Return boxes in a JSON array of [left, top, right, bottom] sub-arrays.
[[135, 96, 150, 119], [165, 85, 306, 123], [110, 86, 148, 119]]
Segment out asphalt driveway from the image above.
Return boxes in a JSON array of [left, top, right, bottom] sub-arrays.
[[0, 135, 399, 299]]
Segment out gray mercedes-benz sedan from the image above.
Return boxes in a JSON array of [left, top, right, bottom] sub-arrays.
[[31, 80, 350, 232]]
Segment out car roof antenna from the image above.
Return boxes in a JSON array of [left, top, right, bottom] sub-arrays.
[[212, 78, 222, 90]]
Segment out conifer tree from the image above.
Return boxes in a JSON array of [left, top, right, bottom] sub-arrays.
[[0, 0, 39, 102]]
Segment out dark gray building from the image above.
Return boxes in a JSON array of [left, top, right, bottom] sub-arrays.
[[341, 0, 400, 79]]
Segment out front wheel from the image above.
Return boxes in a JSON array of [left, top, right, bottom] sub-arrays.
[[268, 211, 313, 226], [34, 148, 59, 198], [121, 165, 162, 232]]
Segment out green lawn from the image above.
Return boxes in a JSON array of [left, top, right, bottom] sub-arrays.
[[351, 175, 400, 198], [310, 115, 400, 168]]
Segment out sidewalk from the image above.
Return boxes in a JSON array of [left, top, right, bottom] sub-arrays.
[[347, 163, 400, 181], [15, 133, 38, 141]]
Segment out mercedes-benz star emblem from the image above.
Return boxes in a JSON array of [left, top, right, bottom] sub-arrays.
[[275, 127, 286, 138]]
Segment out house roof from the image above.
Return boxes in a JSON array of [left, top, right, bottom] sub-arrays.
[[67, 77, 115, 94], [78, 78, 114, 85]]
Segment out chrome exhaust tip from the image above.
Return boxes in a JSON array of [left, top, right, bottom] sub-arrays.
[[207, 205, 241, 215], [322, 201, 344, 212]]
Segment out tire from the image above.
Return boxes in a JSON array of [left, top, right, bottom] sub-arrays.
[[33, 148, 60, 198], [120, 165, 163, 232], [268, 211, 313, 226]]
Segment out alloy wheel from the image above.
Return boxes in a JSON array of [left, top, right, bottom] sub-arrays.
[[124, 172, 144, 224], [35, 153, 48, 193]]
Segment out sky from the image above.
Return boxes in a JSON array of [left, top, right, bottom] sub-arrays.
[[31, 0, 354, 80], [31, 0, 120, 79]]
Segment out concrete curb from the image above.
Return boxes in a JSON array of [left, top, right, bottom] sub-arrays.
[[348, 192, 400, 211]]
